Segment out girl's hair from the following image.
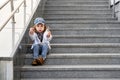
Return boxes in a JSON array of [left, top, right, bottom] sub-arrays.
[[32, 23, 47, 33]]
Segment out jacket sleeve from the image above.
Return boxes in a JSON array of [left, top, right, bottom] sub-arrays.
[[47, 29, 53, 41], [48, 33, 53, 41], [44, 29, 53, 42], [29, 33, 37, 41]]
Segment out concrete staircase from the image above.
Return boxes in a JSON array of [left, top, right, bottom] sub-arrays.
[[21, 0, 120, 80]]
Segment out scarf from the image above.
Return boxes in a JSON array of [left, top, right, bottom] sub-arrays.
[[36, 32, 43, 42]]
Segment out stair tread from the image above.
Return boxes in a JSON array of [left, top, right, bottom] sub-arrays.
[[46, 21, 120, 24], [21, 78, 120, 80], [23, 43, 120, 47], [51, 28, 120, 31], [47, 0, 108, 1], [48, 0, 108, 1], [44, 13, 112, 15], [45, 18, 115, 20], [53, 35, 120, 37], [51, 43, 120, 46], [25, 53, 120, 58], [45, 9, 111, 11], [47, 1, 109, 2], [45, 4, 109, 8], [21, 65, 120, 70]]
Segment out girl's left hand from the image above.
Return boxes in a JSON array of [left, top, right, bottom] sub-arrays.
[[47, 31, 51, 38]]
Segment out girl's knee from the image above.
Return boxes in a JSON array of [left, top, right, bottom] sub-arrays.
[[33, 44, 40, 48], [42, 43, 48, 47], [33, 44, 40, 50]]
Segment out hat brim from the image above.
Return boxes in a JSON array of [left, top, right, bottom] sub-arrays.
[[35, 22, 45, 25]]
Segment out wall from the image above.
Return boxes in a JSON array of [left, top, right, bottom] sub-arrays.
[[111, 0, 120, 21], [115, 1, 120, 21]]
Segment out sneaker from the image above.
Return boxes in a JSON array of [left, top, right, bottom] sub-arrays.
[[37, 57, 44, 65], [32, 59, 38, 66]]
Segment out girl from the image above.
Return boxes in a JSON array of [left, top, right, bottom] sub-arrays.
[[29, 17, 52, 66]]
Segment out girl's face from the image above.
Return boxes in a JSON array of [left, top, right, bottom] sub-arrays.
[[35, 23, 45, 33]]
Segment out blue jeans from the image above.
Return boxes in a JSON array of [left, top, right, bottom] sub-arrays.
[[32, 43, 49, 60]]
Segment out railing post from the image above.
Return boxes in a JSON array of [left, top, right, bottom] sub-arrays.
[[109, 0, 111, 8], [31, 0, 33, 14], [10, 0, 16, 50], [0, 0, 11, 9], [24, 0, 26, 27], [113, 0, 116, 17]]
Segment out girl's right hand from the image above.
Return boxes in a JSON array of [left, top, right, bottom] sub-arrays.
[[29, 27, 35, 34]]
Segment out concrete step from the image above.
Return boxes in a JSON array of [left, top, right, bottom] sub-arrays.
[[47, 0, 109, 2], [46, 20, 119, 24], [23, 43, 120, 53], [46, 2, 108, 6], [51, 28, 120, 35], [45, 4, 109, 8], [45, 7, 112, 11], [50, 43, 120, 53], [47, 0, 109, 3], [44, 17, 115, 21], [21, 78, 120, 80], [21, 79, 120, 80], [51, 35, 120, 43], [46, 20, 116, 24], [47, 23, 120, 29], [45, 6, 109, 10], [21, 65, 120, 78], [44, 14, 113, 19], [44, 13, 113, 16], [44, 10, 112, 15], [24, 53, 120, 65]]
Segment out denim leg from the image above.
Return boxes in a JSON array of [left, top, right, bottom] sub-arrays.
[[33, 44, 41, 59], [41, 43, 49, 59]]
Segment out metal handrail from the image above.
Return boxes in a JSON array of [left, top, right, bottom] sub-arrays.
[[0, 0, 11, 9], [113, 0, 116, 17], [0, 0, 25, 31], [109, 0, 116, 17]]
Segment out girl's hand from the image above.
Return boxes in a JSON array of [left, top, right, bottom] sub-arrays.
[[47, 31, 51, 38], [29, 27, 35, 35]]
